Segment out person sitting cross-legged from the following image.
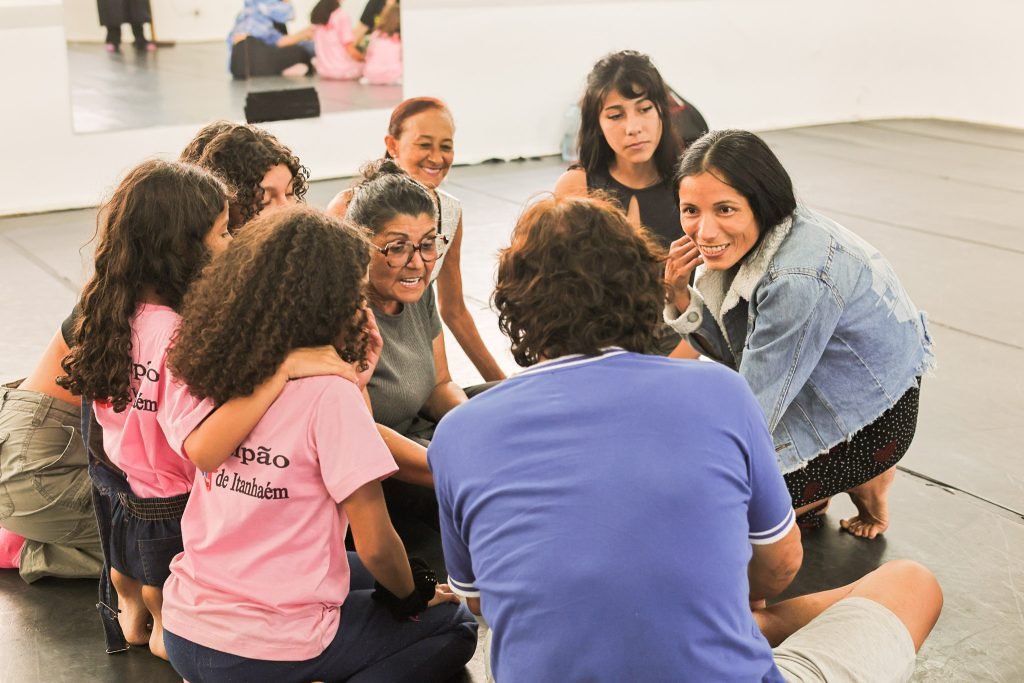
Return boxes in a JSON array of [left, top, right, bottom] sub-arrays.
[[428, 194, 943, 683]]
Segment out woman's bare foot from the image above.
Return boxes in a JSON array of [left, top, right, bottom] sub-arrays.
[[841, 467, 896, 539], [142, 585, 168, 660], [110, 568, 150, 645]]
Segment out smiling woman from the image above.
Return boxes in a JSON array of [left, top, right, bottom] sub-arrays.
[[665, 129, 934, 540], [328, 97, 507, 382], [345, 159, 478, 537]]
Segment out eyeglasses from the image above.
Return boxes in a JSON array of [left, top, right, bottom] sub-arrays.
[[374, 235, 449, 268]]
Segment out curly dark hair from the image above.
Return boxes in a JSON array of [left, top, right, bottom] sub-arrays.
[[347, 158, 437, 235], [493, 195, 667, 367], [179, 120, 240, 164], [169, 206, 372, 405], [58, 160, 228, 412], [196, 125, 310, 230], [576, 50, 680, 185]]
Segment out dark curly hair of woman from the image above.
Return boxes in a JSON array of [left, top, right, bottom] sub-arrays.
[[179, 120, 239, 164], [196, 125, 310, 230], [58, 159, 228, 412], [493, 195, 666, 367], [169, 206, 371, 405]]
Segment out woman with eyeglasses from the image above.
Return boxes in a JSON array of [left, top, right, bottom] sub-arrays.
[[347, 159, 477, 535], [329, 97, 506, 382]]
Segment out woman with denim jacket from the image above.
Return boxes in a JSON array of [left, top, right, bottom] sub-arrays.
[[664, 130, 934, 539]]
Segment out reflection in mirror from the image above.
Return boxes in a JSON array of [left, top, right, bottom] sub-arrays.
[[63, 0, 403, 134]]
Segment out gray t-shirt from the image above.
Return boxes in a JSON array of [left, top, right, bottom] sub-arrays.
[[368, 285, 443, 435]]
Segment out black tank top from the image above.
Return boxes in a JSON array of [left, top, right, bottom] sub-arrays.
[[586, 168, 681, 248]]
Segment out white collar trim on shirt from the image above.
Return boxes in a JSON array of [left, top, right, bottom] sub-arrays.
[[514, 347, 627, 378]]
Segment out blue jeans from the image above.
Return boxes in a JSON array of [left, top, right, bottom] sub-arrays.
[[164, 552, 478, 683]]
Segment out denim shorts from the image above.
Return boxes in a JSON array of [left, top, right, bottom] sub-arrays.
[[108, 489, 188, 587]]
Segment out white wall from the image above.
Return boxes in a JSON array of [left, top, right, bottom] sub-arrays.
[[1, 0, 1022, 216]]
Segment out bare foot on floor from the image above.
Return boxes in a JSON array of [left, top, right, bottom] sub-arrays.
[[841, 468, 896, 539], [142, 585, 168, 660], [149, 625, 168, 660], [110, 568, 151, 645]]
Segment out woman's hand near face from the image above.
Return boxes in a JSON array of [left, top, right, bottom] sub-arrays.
[[665, 235, 703, 311]]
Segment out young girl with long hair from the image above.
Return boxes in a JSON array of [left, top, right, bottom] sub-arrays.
[[310, 0, 364, 80], [161, 206, 477, 682], [59, 160, 353, 658], [555, 50, 696, 358]]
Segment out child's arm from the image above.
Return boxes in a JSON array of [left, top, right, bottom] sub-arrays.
[[343, 480, 415, 598], [375, 425, 434, 488], [183, 346, 359, 473], [346, 42, 365, 61]]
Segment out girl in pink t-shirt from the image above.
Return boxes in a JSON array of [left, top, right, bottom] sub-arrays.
[[361, 3, 402, 85], [60, 159, 357, 659], [162, 206, 477, 682], [310, 0, 364, 80]]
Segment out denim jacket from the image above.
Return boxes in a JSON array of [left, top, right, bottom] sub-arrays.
[[665, 206, 934, 473]]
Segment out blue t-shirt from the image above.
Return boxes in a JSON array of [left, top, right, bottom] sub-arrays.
[[429, 350, 794, 682]]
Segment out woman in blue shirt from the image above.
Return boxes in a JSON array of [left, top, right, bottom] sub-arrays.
[[228, 0, 314, 79], [665, 129, 933, 539]]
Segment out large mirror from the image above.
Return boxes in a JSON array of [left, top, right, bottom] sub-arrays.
[[62, 0, 403, 134]]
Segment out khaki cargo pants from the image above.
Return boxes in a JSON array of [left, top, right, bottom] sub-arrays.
[[0, 384, 102, 582]]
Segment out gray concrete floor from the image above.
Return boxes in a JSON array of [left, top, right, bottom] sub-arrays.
[[1, 119, 1023, 681], [67, 41, 403, 134]]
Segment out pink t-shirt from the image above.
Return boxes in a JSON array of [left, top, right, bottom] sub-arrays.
[[363, 31, 402, 84], [162, 376, 397, 661], [313, 8, 363, 80], [94, 304, 208, 498]]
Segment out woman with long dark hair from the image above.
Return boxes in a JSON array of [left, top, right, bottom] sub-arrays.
[[555, 50, 696, 358], [665, 130, 934, 538]]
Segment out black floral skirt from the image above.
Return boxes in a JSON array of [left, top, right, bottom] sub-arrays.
[[785, 380, 921, 528]]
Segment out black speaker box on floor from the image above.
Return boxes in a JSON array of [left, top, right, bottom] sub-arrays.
[[244, 87, 320, 124]]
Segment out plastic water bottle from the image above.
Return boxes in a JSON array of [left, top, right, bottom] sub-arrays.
[[560, 104, 581, 162]]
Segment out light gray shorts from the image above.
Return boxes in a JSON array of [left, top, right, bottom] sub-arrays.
[[773, 597, 917, 683]]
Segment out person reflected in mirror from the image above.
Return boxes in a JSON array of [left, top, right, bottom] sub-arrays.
[[310, 0, 364, 81], [227, 0, 315, 79], [664, 130, 934, 538], [196, 124, 308, 232], [352, 0, 397, 50], [555, 50, 698, 359], [97, 0, 155, 53], [360, 2, 401, 85], [328, 98, 506, 382]]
